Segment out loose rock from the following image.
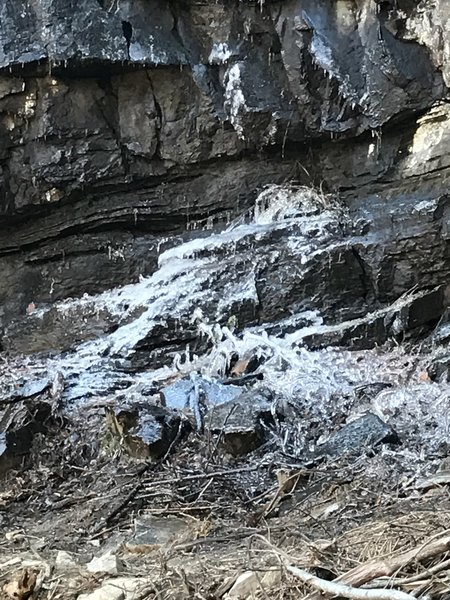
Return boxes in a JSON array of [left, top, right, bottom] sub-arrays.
[[0, 397, 52, 474], [104, 403, 189, 460], [161, 376, 242, 410], [86, 552, 121, 576], [315, 413, 400, 459], [206, 389, 276, 456], [55, 550, 77, 569], [78, 578, 148, 600], [225, 570, 281, 599], [78, 586, 124, 600]]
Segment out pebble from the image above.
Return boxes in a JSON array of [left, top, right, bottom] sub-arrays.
[[86, 552, 121, 576]]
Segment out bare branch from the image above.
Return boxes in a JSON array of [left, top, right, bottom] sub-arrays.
[[286, 564, 416, 600]]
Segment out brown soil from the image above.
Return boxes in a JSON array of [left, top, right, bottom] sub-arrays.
[[1, 416, 450, 600]]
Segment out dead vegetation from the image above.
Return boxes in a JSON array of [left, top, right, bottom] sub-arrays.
[[2, 291, 450, 599], [2, 415, 450, 600]]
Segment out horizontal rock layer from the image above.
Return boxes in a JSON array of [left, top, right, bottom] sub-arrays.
[[0, 0, 450, 339]]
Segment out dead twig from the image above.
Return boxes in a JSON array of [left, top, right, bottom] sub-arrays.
[[143, 465, 258, 488], [89, 459, 163, 537], [251, 470, 303, 525], [338, 533, 450, 588], [170, 527, 262, 553], [205, 403, 238, 466], [286, 565, 416, 600], [366, 557, 450, 588], [221, 373, 264, 386], [252, 535, 416, 600]]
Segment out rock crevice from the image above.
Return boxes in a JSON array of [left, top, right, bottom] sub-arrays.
[[0, 0, 449, 340]]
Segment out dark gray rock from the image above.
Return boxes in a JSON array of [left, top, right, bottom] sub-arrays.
[[0, 377, 51, 404], [302, 287, 446, 351], [0, 0, 448, 336], [161, 376, 242, 410], [427, 354, 450, 382], [0, 396, 53, 474], [316, 413, 400, 459], [206, 389, 275, 456], [4, 303, 119, 355], [104, 404, 189, 460]]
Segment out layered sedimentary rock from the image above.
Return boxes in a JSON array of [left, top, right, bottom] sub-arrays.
[[0, 0, 450, 342]]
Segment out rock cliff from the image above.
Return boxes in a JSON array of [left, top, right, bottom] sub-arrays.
[[1, 0, 450, 343]]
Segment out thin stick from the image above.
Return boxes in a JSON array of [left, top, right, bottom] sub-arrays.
[[143, 465, 258, 487], [90, 417, 190, 536], [90, 459, 162, 536], [366, 557, 450, 588], [286, 565, 416, 600], [338, 534, 450, 588], [170, 528, 262, 552], [205, 403, 238, 467]]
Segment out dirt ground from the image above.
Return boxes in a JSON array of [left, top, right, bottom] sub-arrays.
[[2, 412, 450, 600]]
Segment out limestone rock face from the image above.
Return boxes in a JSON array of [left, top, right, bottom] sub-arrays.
[[0, 0, 450, 336]]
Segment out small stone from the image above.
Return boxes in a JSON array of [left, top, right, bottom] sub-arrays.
[[78, 587, 124, 600], [226, 569, 281, 598], [226, 572, 258, 598], [78, 578, 147, 600], [55, 550, 77, 568], [86, 552, 121, 576]]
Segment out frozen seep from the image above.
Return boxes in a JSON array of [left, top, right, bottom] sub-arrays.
[[39, 184, 450, 458]]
